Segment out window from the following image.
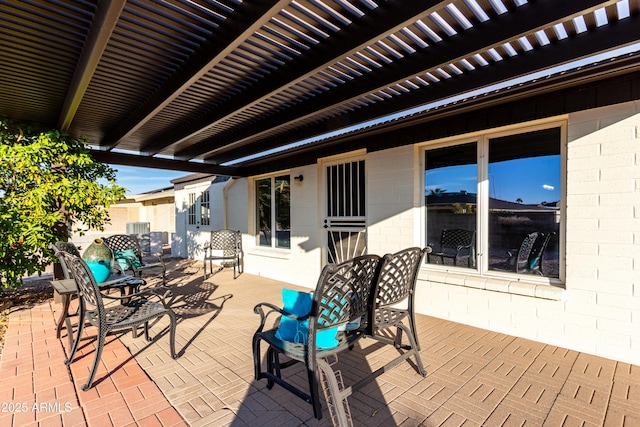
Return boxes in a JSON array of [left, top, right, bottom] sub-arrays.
[[425, 126, 562, 280], [200, 190, 210, 226], [188, 192, 196, 225], [256, 175, 290, 249]]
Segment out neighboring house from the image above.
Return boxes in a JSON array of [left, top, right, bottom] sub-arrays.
[[171, 174, 230, 259], [171, 100, 640, 366], [71, 187, 175, 253]]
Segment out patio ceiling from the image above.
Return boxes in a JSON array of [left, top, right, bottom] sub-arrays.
[[1, 0, 640, 177]]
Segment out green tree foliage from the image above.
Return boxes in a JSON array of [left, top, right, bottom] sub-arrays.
[[0, 119, 126, 290]]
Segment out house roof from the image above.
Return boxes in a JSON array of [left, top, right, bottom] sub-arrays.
[[426, 192, 558, 212], [2, 1, 639, 177]]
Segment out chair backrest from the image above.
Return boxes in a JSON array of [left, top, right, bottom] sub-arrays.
[[209, 229, 241, 253], [54, 241, 81, 257], [515, 232, 540, 272], [441, 229, 474, 249], [51, 242, 82, 279], [372, 247, 428, 309], [308, 255, 382, 341], [527, 231, 554, 273], [104, 234, 142, 260], [57, 251, 104, 314]]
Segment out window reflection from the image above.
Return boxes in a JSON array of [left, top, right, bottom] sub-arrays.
[[488, 129, 560, 278], [425, 142, 477, 269], [424, 127, 562, 279], [257, 178, 272, 247], [274, 175, 290, 249], [256, 175, 291, 249]]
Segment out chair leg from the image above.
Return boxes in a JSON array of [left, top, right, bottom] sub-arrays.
[[65, 304, 86, 365], [397, 323, 426, 377], [272, 349, 283, 380], [168, 311, 178, 359], [265, 347, 277, 389], [252, 334, 263, 381], [307, 365, 323, 421], [56, 293, 71, 339], [409, 313, 421, 352], [394, 325, 404, 348], [82, 329, 107, 391]]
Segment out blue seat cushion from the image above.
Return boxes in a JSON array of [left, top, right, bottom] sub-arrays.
[[113, 249, 143, 270], [274, 289, 339, 349]]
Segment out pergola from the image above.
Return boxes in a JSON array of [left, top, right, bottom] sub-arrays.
[[2, 0, 639, 177]]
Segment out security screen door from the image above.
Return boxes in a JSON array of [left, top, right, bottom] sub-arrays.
[[323, 158, 366, 264]]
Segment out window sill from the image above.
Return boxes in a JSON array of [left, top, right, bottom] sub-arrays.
[[247, 247, 291, 260], [418, 268, 565, 300]]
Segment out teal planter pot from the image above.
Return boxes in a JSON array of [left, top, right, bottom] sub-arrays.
[[82, 238, 114, 284], [84, 261, 111, 283]]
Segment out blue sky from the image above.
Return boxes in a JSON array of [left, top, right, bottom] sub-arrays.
[[111, 165, 187, 195], [426, 155, 561, 205]]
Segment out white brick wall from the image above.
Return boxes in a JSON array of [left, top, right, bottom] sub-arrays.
[[215, 101, 640, 365], [227, 165, 321, 289], [367, 145, 418, 254], [411, 102, 640, 365]]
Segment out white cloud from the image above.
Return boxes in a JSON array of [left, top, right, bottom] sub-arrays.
[[542, 184, 555, 191]]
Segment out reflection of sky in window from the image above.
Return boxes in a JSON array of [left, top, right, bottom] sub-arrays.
[[426, 155, 560, 205]]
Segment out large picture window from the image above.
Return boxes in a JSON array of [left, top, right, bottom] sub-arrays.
[[256, 175, 290, 249], [425, 126, 562, 280]]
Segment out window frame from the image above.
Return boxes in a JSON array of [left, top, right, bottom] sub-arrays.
[[187, 192, 197, 225], [200, 189, 210, 226], [254, 172, 291, 250], [420, 120, 566, 285]]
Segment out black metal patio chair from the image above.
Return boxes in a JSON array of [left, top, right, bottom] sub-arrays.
[[58, 251, 178, 391], [493, 231, 556, 275], [315, 247, 429, 426], [428, 228, 475, 267], [252, 254, 382, 422], [203, 229, 243, 279], [104, 234, 166, 284], [368, 247, 428, 372]]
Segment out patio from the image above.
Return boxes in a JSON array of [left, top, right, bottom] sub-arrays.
[[1, 258, 639, 427]]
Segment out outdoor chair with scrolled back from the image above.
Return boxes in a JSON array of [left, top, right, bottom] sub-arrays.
[[52, 241, 136, 286], [319, 247, 429, 426], [58, 251, 178, 391], [493, 231, 555, 275], [428, 228, 475, 267], [51, 242, 148, 350], [104, 234, 166, 284], [52, 241, 81, 275], [203, 229, 243, 279], [368, 247, 428, 374], [52, 241, 147, 298], [527, 231, 555, 275], [511, 231, 541, 273], [252, 255, 382, 422]]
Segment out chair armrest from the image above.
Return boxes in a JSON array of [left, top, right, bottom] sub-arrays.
[[253, 302, 309, 333]]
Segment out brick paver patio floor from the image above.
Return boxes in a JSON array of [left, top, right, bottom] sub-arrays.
[[1, 258, 639, 426]]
